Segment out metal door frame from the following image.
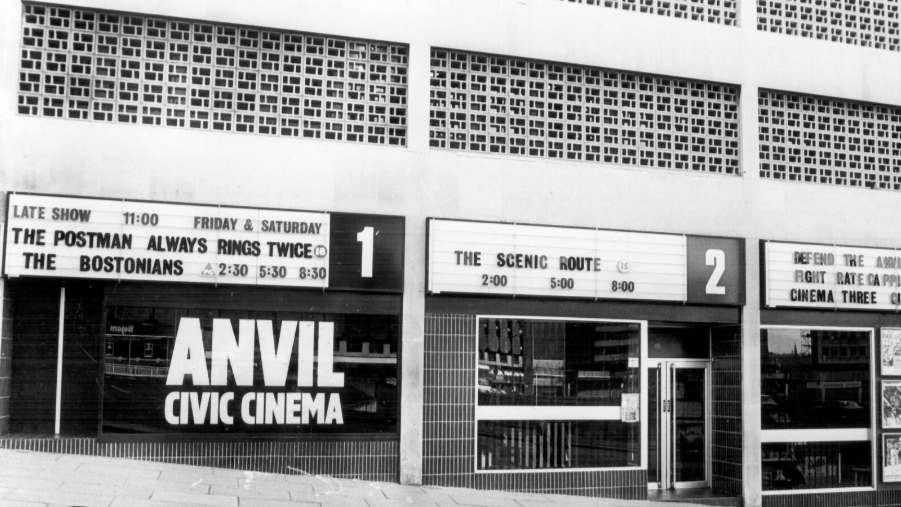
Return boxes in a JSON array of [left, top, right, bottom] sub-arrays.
[[648, 359, 711, 490]]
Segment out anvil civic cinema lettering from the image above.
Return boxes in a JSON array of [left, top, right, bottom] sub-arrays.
[[164, 319, 344, 426], [453, 250, 600, 271]]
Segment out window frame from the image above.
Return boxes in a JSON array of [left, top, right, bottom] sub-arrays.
[[759, 324, 876, 493], [473, 314, 648, 474], [98, 304, 402, 440]]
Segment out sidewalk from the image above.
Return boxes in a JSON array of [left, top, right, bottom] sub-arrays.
[[0, 448, 701, 507]]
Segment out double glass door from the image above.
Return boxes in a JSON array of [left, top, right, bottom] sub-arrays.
[[648, 360, 710, 490]]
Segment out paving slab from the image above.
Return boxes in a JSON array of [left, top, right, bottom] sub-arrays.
[[310, 480, 387, 498], [290, 491, 370, 506], [3, 451, 61, 461], [236, 498, 321, 507], [150, 490, 238, 506], [365, 498, 450, 507], [110, 497, 201, 507], [0, 500, 49, 507], [449, 493, 524, 507], [33, 469, 131, 487], [0, 449, 714, 507], [1, 457, 80, 473], [75, 463, 164, 479], [125, 477, 212, 494], [57, 480, 156, 500], [209, 484, 293, 500], [0, 477, 62, 492], [158, 469, 241, 487], [6, 488, 114, 507]]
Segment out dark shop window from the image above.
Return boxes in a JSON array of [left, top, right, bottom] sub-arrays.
[[476, 318, 642, 471], [102, 306, 399, 437], [760, 328, 871, 430]]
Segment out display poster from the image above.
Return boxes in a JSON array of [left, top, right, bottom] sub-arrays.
[[883, 328, 901, 375], [765, 240, 901, 310], [884, 380, 901, 429], [3, 193, 404, 292], [427, 218, 744, 305], [885, 434, 901, 482], [621, 393, 639, 423]]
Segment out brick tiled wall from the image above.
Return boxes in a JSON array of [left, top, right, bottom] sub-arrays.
[[0, 438, 398, 481], [0, 283, 12, 436], [422, 313, 647, 499], [711, 326, 742, 496], [764, 491, 876, 507]]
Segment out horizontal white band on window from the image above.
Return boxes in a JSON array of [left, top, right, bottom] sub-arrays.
[[476, 405, 621, 421], [761, 428, 870, 443]]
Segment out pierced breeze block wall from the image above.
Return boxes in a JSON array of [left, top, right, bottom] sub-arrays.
[[18, 3, 408, 145], [556, 0, 738, 26], [757, 0, 900, 52], [759, 89, 901, 190], [430, 49, 740, 174]]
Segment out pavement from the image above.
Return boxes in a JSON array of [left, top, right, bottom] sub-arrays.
[[0, 448, 703, 507]]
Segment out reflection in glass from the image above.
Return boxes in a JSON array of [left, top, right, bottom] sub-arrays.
[[762, 441, 871, 490], [102, 306, 399, 436], [674, 367, 705, 482], [477, 319, 641, 407], [476, 318, 641, 471], [477, 419, 639, 470], [760, 328, 870, 430], [648, 367, 660, 484]]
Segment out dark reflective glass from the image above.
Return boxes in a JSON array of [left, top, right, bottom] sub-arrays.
[[477, 419, 640, 470], [762, 441, 871, 490], [477, 319, 641, 407], [675, 367, 705, 482], [760, 328, 870, 430], [102, 306, 399, 436]]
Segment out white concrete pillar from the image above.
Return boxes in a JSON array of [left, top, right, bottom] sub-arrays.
[[398, 41, 430, 485], [739, 78, 763, 507]]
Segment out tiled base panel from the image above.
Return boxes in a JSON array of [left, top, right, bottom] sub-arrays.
[[422, 313, 647, 499], [0, 437, 398, 481], [764, 490, 901, 507]]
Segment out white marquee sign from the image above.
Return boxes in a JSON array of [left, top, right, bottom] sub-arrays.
[[428, 219, 688, 301], [4, 193, 329, 288], [765, 240, 901, 310]]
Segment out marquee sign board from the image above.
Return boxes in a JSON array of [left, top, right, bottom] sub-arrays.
[[765, 240, 901, 310], [3, 193, 404, 292], [427, 218, 744, 305]]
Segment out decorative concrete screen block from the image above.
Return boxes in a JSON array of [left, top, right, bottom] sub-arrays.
[[17, 3, 408, 146], [429, 49, 741, 174], [556, 0, 738, 26], [757, 0, 901, 51], [759, 89, 901, 190]]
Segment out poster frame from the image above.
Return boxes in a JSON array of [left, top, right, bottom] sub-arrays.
[[882, 328, 901, 376]]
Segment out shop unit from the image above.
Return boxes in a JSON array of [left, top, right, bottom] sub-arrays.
[[422, 218, 745, 500], [1, 193, 405, 479], [760, 240, 901, 505]]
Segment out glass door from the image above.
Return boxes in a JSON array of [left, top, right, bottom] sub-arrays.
[[648, 360, 710, 490]]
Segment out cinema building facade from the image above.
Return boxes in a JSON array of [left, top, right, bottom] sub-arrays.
[[2, 1, 901, 506]]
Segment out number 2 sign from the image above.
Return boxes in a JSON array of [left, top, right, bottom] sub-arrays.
[[686, 236, 745, 305]]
